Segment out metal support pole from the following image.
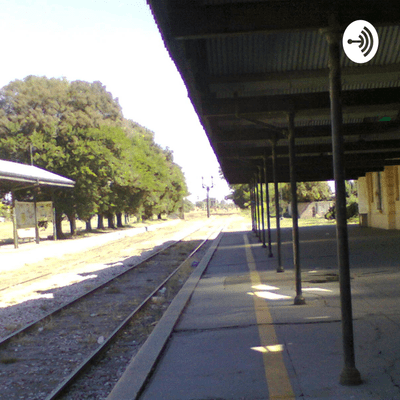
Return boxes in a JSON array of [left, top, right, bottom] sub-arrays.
[[202, 176, 213, 219], [206, 187, 210, 218], [272, 138, 284, 272], [250, 181, 254, 232], [33, 186, 40, 244], [52, 189, 57, 241], [325, 23, 362, 386], [250, 182, 254, 231], [288, 113, 305, 305], [251, 181, 256, 233], [263, 155, 273, 257], [256, 177, 262, 242], [259, 166, 266, 248], [12, 191, 18, 249], [255, 174, 261, 239]]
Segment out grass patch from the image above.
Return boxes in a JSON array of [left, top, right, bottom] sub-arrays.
[[40, 303, 50, 312], [105, 286, 122, 294], [266, 216, 359, 229], [0, 357, 19, 364], [3, 323, 22, 333]]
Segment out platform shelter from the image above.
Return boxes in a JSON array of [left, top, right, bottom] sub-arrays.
[[147, 0, 400, 386], [0, 159, 75, 248]]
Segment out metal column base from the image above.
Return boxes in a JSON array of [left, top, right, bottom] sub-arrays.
[[340, 366, 362, 386], [294, 295, 306, 305]]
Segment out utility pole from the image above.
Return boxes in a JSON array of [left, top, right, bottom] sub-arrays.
[[202, 176, 214, 218]]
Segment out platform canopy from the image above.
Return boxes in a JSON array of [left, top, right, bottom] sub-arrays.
[[0, 159, 75, 191], [148, 0, 400, 183]]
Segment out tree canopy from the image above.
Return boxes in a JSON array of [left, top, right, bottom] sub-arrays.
[[227, 180, 332, 212], [280, 181, 332, 203], [0, 76, 188, 236]]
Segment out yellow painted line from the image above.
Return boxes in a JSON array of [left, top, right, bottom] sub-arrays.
[[244, 234, 295, 399]]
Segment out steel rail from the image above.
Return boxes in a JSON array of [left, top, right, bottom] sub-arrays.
[[0, 221, 208, 347], [0, 222, 177, 292], [0, 272, 53, 292], [44, 225, 222, 400]]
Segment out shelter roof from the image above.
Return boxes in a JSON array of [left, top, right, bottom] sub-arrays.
[[148, 0, 400, 183], [0, 159, 75, 191]]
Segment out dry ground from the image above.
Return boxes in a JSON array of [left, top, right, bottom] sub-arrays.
[[0, 211, 236, 336]]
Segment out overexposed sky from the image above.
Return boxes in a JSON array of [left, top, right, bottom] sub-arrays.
[[0, 0, 231, 202]]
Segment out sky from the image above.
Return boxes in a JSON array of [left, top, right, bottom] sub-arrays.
[[0, 0, 231, 203]]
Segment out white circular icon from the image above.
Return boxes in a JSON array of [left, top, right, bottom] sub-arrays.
[[342, 20, 379, 63]]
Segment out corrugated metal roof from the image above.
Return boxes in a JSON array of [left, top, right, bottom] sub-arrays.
[[149, 0, 400, 183], [213, 80, 400, 98], [206, 31, 328, 76], [0, 159, 75, 189], [206, 25, 400, 99], [202, 0, 261, 4], [206, 26, 400, 75]]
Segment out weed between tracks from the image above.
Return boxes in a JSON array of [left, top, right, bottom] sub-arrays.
[[0, 357, 19, 364], [105, 286, 122, 294], [3, 323, 22, 334]]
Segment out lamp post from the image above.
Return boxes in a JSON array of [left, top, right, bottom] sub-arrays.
[[202, 176, 214, 218]]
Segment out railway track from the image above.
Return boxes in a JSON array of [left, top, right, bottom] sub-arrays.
[[0, 220, 206, 347], [0, 219, 190, 296], [0, 220, 225, 400]]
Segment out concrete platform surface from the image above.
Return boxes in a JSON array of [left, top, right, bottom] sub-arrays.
[[108, 221, 400, 400]]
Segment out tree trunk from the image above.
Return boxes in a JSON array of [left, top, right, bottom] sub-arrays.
[[107, 213, 115, 229], [68, 214, 76, 235], [116, 213, 123, 228], [97, 214, 104, 229], [157, 213, 162, 220], [55, 209, 64, 239], [86, 218, 92, 232]]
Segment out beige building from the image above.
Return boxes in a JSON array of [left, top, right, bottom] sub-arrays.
[[358, 166, 400, 229], [288, 201, 333, 219]]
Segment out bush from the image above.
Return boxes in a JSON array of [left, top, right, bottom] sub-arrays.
[[325, 206, 336, 220], [346, 202, 359, 219], [324, 202, 358, 220]]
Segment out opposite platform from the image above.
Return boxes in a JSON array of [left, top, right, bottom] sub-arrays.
[[108, 218, 400, 400]]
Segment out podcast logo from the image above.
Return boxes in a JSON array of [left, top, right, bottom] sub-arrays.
[[343, 20, 379, 63]]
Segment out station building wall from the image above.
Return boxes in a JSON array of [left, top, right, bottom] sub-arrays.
[[358, 166, 400, 230]]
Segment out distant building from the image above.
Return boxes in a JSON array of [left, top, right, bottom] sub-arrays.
[[358, 166, 400, 229], [288, 201, 333, 219]]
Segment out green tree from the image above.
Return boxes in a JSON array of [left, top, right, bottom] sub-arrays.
[[0, 77, 190, 235], [0, 76, 125, 236], [124, 121, 188, 220], [0, 76, 123, 162], [226, 184, 251, 209], [33, 125, 136, 235], [281, 181, 332, 203], [325, 180, 358, 220]]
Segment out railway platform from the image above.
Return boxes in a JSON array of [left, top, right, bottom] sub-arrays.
[[108, 220, 400, 400]]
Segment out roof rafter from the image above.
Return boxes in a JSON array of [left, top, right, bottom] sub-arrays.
[[202, 87, 400, 118], [170, 0, 400, 39], [212, 122, 400, 142]]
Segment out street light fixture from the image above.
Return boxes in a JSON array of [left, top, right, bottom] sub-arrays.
[[202, 176, 214, 218]]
